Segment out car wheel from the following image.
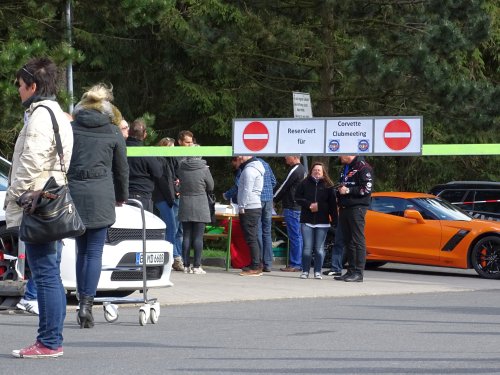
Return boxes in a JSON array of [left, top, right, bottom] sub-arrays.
[[0, 225, 26, 280], [471, 236, 500, 279]]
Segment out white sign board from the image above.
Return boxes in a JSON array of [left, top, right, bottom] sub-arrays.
[[233, 120, 278, 155], [293, 92, 312, 118], [325, 119, 373, 154], [277, 119, 325, 154], [232, 117, 422, 155], [373, 118, 422, 154]]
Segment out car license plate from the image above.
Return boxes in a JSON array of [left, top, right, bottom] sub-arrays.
[[135, 252, 164, 265]]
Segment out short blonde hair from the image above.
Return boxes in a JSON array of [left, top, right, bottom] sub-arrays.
[[157, 137, 175, 147]]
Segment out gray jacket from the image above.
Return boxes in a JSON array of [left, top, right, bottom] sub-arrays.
[[237, 158, 264, 210], [178, 158, 214, 223]]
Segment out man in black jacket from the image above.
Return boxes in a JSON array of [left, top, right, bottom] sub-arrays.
[[126, 119, 163, 212], [274, 156, 307, 272], [334, 155, 373, 282]]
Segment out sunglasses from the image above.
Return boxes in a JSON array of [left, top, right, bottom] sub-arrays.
[[14, 67, 35, 88], [22, 67, 34, 78]]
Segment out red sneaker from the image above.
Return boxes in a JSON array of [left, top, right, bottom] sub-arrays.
[[12, 341, 63, 358]]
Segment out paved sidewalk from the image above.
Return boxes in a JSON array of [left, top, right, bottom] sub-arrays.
[[126, 265, 480, 306]]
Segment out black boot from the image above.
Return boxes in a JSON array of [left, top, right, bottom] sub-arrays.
[[333, 270, 353, 281], [78, 295, 94, 329], [344, 272, 363, 282]]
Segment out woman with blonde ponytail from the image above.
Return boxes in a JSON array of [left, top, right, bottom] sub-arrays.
[[68, 84, 129, 328]]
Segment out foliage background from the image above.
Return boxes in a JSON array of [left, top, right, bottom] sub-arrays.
[[0, 0, 498, 196]]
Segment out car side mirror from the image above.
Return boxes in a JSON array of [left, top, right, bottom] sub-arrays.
[[404, 209, 425, 224]]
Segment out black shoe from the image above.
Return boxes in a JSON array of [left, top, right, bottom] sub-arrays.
[[323, 270, 341, 276], [344, 273, 363, 282], [78, 295, 95, 328], [333, 271, 352, 281], [262, 267, 271, 272]]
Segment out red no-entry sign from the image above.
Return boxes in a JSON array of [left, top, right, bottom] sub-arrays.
[[242, 121, 269, 151], [383, 120, 412, 151]]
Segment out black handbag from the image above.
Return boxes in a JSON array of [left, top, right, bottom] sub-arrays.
[[17, 105, 86, 244], [207, 191, 216, 224]]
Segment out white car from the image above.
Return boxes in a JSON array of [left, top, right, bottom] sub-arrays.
[[0, 157, 173, 297]]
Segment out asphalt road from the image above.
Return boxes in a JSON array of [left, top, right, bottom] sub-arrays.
[[2, 264, 500, 374]]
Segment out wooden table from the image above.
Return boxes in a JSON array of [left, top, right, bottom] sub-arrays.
[[204, 213, 287, 271]]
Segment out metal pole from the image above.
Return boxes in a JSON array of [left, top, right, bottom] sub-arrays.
[[65, 0, 74, 113]]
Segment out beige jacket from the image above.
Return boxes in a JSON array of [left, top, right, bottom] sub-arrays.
[[4, 100, 73, 228]]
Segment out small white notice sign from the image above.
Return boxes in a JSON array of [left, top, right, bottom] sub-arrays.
[[293, 92, 313, 118]]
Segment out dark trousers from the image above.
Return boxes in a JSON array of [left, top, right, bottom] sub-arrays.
[[240, 208, 262, 269], [339, 206, 367, 275], [129, 193, 153, 213], [182, 222, 206, 268]]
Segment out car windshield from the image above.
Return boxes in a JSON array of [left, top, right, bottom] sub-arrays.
[[413, 197, 472, 221], [0, 157, 10, 191]]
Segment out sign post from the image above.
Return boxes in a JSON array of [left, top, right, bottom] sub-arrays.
[[292, 92, 312, 118]]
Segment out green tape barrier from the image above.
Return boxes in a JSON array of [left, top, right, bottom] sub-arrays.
[[126, 146, 233, 157], [126, 144, 500, 157], [422, 144, 500, 156]]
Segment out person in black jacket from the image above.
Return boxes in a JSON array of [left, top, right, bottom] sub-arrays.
[[274, 156, 307, 272], [152, 137, 184, 271], [334, 155, 373, 283], [68, 84, 129, 328], [295, 162, 338, 279], [126, 119, 163, 212]]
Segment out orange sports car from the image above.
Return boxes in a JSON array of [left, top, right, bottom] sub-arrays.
[[365, 192, 500, 279]]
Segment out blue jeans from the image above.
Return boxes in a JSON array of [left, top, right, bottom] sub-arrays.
[[75, 227, 108, 297], [23, 240, 63, 301], [284, 209, 302, 269], [155, 199, 183, 258], [331, 224, 345, 273], [25, 240, 65, 350], [301, 225, 329, 274], [258, 200, 273, 268]]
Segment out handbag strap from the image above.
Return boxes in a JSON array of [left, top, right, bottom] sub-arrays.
[[32, 104, 67, 182]]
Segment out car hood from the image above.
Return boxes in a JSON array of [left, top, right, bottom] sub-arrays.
[[441, 218, 500, 233], [113, 204, 165, 230]]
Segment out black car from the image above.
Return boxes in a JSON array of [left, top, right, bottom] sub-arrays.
[[429, 181, 500, 221]]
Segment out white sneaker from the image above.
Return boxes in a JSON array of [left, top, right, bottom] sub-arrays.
[[183, 266, 193, 274], [300, 272, 309, 279], [314, 272, 323, 280], [16, 298, 39, 315], [192, 267, 206, 274]]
